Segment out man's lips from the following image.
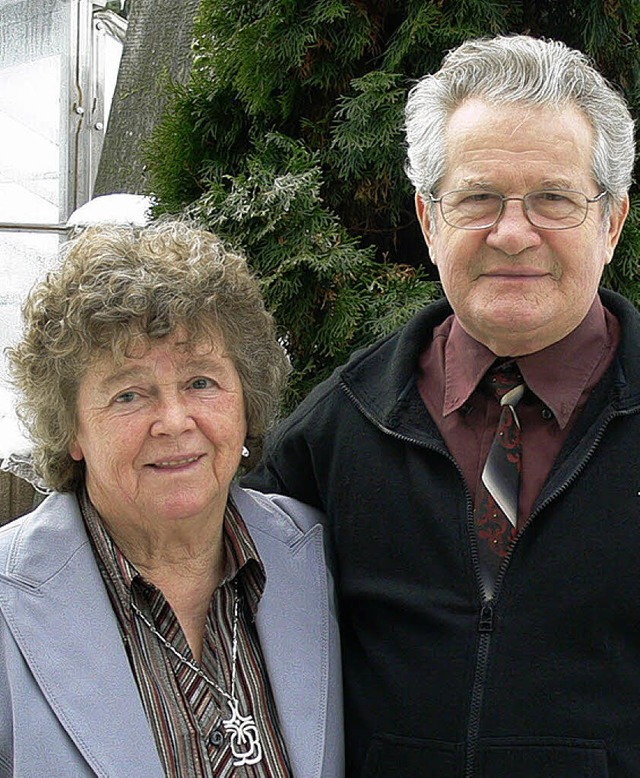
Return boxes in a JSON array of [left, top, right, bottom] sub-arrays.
[[480, 267, 550, 278]]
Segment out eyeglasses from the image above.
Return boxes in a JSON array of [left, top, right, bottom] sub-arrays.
[[428, 189, 608, 231]]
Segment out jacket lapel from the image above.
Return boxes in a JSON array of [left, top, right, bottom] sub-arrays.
[[232, 486, 339, 778], [0, 493, 163, 777], [2, 488, 340, 777]]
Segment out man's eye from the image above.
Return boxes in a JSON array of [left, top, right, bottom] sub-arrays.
[[457, 192, 495, 205], [537, 191, 570, 202]]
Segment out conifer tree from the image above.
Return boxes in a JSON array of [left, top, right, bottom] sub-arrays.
[[146, 0, 640, 406]]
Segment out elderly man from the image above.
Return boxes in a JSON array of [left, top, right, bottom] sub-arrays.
[[246, 35, 637, 777]]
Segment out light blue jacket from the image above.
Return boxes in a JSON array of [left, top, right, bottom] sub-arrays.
[[0, 485, 343, 777]]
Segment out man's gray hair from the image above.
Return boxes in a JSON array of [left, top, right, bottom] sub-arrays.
[[405, 35, 635, 209]]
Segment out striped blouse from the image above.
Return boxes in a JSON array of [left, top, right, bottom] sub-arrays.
[[79, 487, 292, 777]]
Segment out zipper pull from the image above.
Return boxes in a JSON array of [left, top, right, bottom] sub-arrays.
[[479, 602, 494, 633]]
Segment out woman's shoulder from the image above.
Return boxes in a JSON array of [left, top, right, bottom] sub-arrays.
[[230, 484, 326, 540], [0, 492, 87, 579]]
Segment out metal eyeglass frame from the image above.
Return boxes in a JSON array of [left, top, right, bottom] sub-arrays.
[[428, 189, 608, 231]]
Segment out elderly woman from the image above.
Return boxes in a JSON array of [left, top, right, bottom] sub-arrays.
[[0, 222, 342, 777]]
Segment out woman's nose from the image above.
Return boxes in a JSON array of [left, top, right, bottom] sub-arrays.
[[150, 393, 196, 436]]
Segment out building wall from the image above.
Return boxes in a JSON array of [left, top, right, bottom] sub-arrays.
[[0, 472, 35, 526]]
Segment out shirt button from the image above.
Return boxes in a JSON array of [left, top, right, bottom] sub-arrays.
[[541, 407, 553, 420], [211, 730, 224, 747]]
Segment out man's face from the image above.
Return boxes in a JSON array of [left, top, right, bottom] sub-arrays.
[[416, 99, 629, 356]]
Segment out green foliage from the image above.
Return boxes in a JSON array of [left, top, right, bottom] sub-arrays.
[[604, 194, 640, 305], [146, 0, 640, 407], [185, 132, 438, 403]]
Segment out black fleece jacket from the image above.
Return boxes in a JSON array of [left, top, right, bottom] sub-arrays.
[[245, 288, 640, 778]]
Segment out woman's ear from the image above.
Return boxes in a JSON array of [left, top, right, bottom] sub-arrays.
[[69, 440, 84, 462]]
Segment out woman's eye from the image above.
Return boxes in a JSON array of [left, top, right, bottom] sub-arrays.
[[114, 391, 138, 404], [190, 377, 214, 390]]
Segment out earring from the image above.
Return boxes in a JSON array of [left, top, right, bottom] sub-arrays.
[[241, 445, 250, 459]]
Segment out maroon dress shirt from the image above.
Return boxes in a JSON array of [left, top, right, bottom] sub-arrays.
[[417, 296, 620, 524]]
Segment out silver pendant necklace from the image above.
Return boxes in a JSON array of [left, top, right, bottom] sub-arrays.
[[130, 580, 263, 767]]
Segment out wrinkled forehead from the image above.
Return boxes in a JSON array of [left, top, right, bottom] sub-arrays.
[[440, 99, 595, 189], [87, 322, 227, 370]]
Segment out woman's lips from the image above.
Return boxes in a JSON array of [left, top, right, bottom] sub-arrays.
[[148, 454, 203, 469]]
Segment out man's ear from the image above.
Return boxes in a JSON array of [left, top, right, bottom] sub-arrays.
[[604, 194, 630, 265], [415, 192, 437, 263]]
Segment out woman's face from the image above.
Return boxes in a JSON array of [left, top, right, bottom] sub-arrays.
[[69, 331, 247, 536]]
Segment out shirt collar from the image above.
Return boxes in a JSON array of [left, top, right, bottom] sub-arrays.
[[223, 496, 266, 617], [78, 485, 138, 616], [443, 296, 614, 429], [79, 486, 266, 618], [442, 317, 495, 416]]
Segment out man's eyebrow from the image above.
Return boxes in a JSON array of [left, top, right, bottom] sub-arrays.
[[454, 177, 577, 191], [538, 178, 574, 189], [457, 178, 495, 189]]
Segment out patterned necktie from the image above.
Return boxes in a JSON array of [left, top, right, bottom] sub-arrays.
[[474, 360, 525, 591]]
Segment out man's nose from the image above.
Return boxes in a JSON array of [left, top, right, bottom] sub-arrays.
[[485, 198, 542, 254]]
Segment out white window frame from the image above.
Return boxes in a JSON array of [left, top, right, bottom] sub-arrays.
[[0, 0, 126, 236]]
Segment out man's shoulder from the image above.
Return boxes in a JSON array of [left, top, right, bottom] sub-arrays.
[[299, 297, 451, 402], [347, 295, 451, 362], [259, 297, 451, 448]]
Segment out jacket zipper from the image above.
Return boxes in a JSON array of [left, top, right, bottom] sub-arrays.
[[342, 380, 640, 776], [463, 408, 631, 775], [341, 381, 494, 775]]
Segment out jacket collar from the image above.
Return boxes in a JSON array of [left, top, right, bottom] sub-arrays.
[[230, 484, 341, 778], [0, 492, 165, 776], [339, 289, 640, 439], [600, 288, 640, 407], [340, 296, 450, 442]]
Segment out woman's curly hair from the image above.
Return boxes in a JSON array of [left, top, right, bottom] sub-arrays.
[[7, 220, 290, 492]]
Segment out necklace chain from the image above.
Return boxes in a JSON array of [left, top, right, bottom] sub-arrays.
[[130, 578, 263, 766], [130, 580, 239, 703]]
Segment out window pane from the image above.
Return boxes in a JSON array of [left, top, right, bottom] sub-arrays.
[[0, 231, 61, 457], [0, 1, 127, 461], [0, 231, 61, 378], [0, 0, 71, 225], [0, 0, 71, 457]]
